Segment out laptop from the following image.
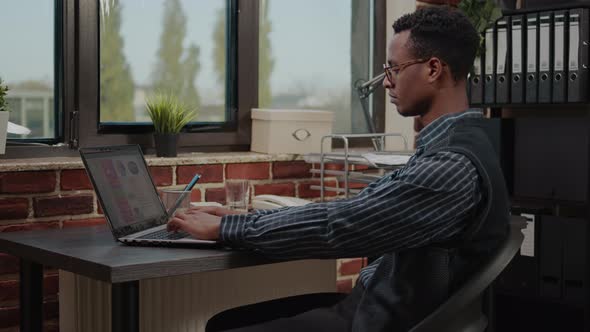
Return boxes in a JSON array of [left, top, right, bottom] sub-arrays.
[[79, 145, 217, 247]]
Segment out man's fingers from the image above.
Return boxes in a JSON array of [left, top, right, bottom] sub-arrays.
[[166, 217, 186, 232]]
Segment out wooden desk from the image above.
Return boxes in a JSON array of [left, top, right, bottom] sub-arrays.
[[0, 226, 336, 332]]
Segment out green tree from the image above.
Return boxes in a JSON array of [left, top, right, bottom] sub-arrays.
[[212, 1, 274, 107], [258, 0, 274, 108], [100, 0, 135, 122], [152, 0, 201, 110]]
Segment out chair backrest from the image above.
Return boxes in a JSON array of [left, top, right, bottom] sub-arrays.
[[409, 217, 526, 332]]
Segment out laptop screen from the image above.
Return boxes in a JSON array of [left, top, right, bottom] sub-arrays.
[[80, 146, 167, 237]]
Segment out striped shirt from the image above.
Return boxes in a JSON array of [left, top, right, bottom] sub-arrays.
[[220, 109, 483, 287]]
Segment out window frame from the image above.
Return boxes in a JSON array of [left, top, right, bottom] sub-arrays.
[[1, 0, 386, 159], [77, 0, 254, 153]]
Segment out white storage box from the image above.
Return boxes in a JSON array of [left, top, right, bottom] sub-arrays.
[[251, 109, 334, 154]]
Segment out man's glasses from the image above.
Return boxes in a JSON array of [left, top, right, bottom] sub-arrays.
[[383, 58, 428, 83]]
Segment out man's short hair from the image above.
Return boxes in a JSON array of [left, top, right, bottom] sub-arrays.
[[392, 6, 479, 81]]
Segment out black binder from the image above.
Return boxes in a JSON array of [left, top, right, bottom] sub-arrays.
[[538, 11, 553, 103], [552, 10, 567, 103], [563, 218, 587, 304], [567, 8, 589, 103], [469, 55, 484, 105], [496, 17, 510, 104], [539, 216, 563, 300], [484, 26, 496, 104], [511, 15, 525, 104], [526, 13, 539, 104]]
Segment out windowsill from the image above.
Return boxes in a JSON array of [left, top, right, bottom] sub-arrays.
[[0, 151, 305, 172]]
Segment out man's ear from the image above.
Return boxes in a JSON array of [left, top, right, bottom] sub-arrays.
[[426, 57, 445, 83]]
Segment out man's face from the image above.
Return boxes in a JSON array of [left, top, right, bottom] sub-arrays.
[[383, 31, 432, 117]]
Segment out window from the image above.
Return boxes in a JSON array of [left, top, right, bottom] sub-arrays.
[[1, 0, 384, 158], [259, 0, 385, 135], [1, 1, 60, 142], [99, 0, 229, 126], [77, 0, 249, 152]]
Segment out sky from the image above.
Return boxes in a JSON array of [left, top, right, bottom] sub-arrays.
[[1, 0, 352, 99]]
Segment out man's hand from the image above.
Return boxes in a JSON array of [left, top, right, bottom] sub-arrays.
[[167, 211, 222, 241]]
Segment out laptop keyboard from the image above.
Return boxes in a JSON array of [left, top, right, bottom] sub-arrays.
[[139, 228, 190, 240]]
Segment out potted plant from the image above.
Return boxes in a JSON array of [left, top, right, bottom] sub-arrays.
[[146, 92, 197, 157], [0, 77, 9, 154], [458, 0, 503, 57]]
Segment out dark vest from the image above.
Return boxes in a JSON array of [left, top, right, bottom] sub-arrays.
[[352, 118, 510, 332]]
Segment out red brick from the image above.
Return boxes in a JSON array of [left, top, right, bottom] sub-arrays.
[[325, 163, 344, 171], [336, 279, 353, 293], [97, 199, 104, 215], [45, 319, 60, 332], [226, 163, 270, 180], [62, 217, 106, 228], [0, 274, 58, 302], [0, 279, 17, 302], [254, 183, 296, 197], [191, 189, 202, 202], [0, 301, 59, 328], [0, 254, 19, 274], [205, 188, 226, 204], [0, 171, 56, 194], [0, 198, 29, 220], [339, 258, 365, 276], [60, 169, 92, 190], [0, 221, 59, 233], [177, 164, 223, 184], [149, 166, 173, 186], [353, 164, 370, 171], [0, 305, 18, 328], [298, 180, 337, 198], [272, 161, 312, 179], [34, 195, 94, 218], [337, 181, 367, 190]]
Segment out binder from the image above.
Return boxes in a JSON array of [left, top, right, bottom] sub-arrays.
[[539, 216, 562, 299], [563, 218, 587, 304], [469, 55, 484, 104], [511, 15, 525, 104], [552, 10, 567, 103], [568, 8, 589, 103], [538, 11, 552, 103], [526, 13, 539, 103], [496, 17, 510, 104], [484, 27, 496, 104]]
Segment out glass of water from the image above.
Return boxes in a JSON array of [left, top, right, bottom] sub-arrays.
[[224, 179, 250, 212]]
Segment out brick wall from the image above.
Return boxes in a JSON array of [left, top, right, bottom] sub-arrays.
[[0, 159, 370, 331]]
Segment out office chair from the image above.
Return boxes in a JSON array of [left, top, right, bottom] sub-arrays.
[[408, 217, 526, 332], [206, 218, 525, 332]]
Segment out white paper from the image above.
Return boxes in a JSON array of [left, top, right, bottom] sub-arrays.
[[520, 213, 535, 257], [7, 121, 31, 135], [361, 153, 411, 166], [485, 28, 495, 75], [539, 15, 551, 71], [554, 14, 565, 71], [527, 17, 537, 73], [512, 18, 522, 73], [569, 14, 580, 71], [496, 23, 508, 74]]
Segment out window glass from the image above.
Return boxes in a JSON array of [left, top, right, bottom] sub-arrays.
[[99, 0, 228, 124], [1, 1, 55, 140], [260, 0, 372, 134]]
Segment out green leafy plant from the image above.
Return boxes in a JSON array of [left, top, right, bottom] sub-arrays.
[[458, 0, 503, 57], [145, 92, 197, 134], [0, 77, 9, 112]]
